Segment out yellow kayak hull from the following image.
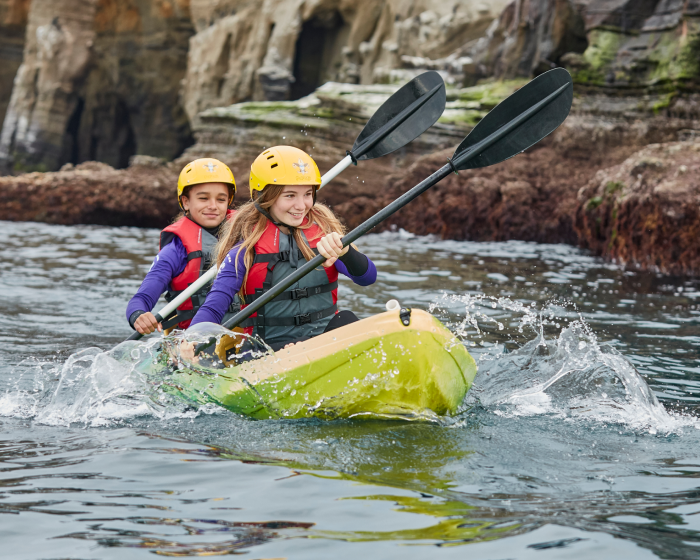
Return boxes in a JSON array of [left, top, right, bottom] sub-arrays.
[[165, 309, 477, 421]]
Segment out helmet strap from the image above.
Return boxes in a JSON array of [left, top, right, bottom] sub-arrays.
[[254, 202, 297, 232]]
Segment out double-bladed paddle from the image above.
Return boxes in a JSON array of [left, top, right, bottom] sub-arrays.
[[194, 68, 573, 354], [126, 71, 447, 341]]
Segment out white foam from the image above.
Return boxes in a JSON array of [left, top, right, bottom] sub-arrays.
[[434, 293, 700, 434]]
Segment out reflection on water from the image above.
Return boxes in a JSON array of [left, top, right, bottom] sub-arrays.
[[1, 221, 700, 558]]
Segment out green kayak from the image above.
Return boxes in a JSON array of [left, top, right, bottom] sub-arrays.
[[161, 308, 477, 421]]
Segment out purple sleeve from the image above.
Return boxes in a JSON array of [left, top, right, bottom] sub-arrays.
[[335, 255, 377, 286], [126, 239, 187, 321], [190, 246, 247, 326]]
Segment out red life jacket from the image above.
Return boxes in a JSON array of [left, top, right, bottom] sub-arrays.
[[159, 210, 235, 329], [240, 219, 338, 343]]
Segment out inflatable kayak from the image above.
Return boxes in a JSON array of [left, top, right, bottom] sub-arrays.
[[161, 308, 477, 420]]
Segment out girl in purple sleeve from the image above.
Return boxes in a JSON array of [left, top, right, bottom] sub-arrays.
[[126, 158, 237, 335], [188, 145, 377, 351]]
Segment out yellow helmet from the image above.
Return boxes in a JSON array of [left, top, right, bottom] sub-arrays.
[[177, 158, 236, 208], [249, 146, 321, 198]]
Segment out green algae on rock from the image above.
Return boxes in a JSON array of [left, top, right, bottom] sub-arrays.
[[198, 80, 525, 136], [187, 79, 524, 168]]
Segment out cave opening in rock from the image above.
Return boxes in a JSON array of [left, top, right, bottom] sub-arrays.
[[215, 33, 232, 99], [290, 11, 349, 100], [63, 97, 85, 166], [114, 99, 136, 169]]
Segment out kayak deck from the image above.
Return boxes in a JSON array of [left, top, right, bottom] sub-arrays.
[[164, 309, 477, 420]]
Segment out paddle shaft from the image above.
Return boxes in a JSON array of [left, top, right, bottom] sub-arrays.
[[126, 265, 219, 341], [221, 81, 570, 332], [319, 155, 352, 189]]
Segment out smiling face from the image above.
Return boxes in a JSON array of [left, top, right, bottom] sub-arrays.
[[180, 182, 231, 228], [268, 185, 314, 227]]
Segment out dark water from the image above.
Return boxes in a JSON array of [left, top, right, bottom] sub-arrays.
[[2, 220, 700, 559]]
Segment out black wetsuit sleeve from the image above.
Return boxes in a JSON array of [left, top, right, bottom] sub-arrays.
[[338, 245, 369, 276], [129, 310, 146, 330]]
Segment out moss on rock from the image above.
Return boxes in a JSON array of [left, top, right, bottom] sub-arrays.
[[569, 16, 700, 91]]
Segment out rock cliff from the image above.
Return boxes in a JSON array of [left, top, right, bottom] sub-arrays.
[[1, 0, 700, 276], [4, 0, 698, 171], [474, 0, 700, 89], [0, 0, 194, 174], [182, 0, 509, 124], [0, 0, 29, 127], [0, 0, 509, 174]]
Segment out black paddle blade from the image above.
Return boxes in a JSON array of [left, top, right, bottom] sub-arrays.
[[452, 68, 573, 170], [352, 71, 446, 161]]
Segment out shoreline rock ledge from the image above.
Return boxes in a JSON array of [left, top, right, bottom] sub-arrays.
[[1, 81, 700, 276], [576, 141, 700, 276]]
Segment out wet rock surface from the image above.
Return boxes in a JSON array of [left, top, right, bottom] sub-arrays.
[[0, 160, 179, 228], [575, 140, 700, 275]]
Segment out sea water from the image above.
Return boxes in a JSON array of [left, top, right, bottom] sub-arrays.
[[1, 220, 699, 559]]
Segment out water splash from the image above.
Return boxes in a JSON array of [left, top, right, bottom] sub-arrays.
[[0, 333, 229, 427], [3, 292, 698, 431], [432, 293, 699, 434]]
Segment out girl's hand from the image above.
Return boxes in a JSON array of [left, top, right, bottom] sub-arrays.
[[134, 312, 162, 335], [317, 232, 348, 268], [179, 340, 199, 363]]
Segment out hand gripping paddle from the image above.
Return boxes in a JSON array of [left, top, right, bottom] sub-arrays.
[[127, 72, 447, 341], [194, 68, 573, 354]]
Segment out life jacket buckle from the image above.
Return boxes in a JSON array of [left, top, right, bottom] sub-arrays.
[[291, 287, 308, 300], [294, 313, 312, 326]]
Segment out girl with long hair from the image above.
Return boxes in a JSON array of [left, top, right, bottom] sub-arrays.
[[188, 146, 376, 351]]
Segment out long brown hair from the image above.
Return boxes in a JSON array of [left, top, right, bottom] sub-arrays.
[[215, 185, 346, 301]]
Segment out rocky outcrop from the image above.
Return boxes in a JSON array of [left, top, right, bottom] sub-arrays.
[[0, 158, 179, 227], [570, 0, 700, 89], [0, 0, 194, 174], [181, 79, 525, 197], [182, 0, 510, 124], [0, 0, 29, 127], [471, 0, 588, 79], [0, 0, 511, 174], [473, 0, 700, 90], [575, 140, 700, 275], [331, 115, 644, 244], [0, 0, 97, 174], [2, 123, 700, 275]]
